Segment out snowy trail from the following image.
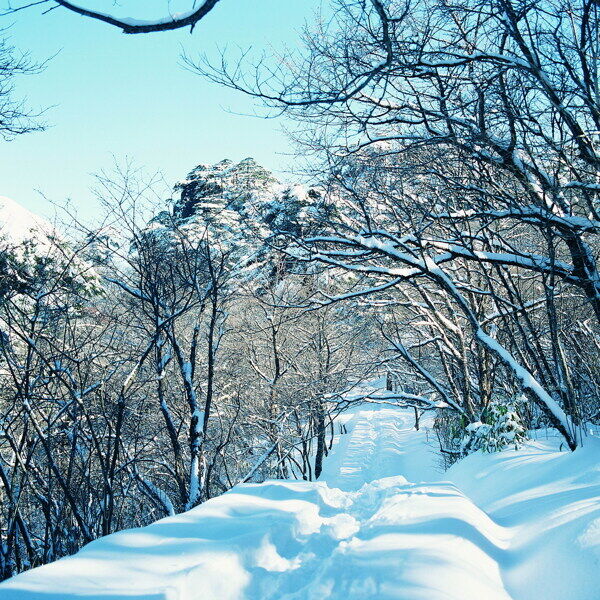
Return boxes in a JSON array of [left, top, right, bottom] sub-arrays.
[[319, 407, 442, 489], [285, 408, 514, 600], [2, 406, 600, 599]]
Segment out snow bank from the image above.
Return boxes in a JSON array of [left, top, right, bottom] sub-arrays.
[[447, 430, 600, 600], [1, 408, 598, 599]]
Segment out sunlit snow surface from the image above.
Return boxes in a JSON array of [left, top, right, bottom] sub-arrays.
[[0, 196, 56, 246], [2, 402, 599, 599]]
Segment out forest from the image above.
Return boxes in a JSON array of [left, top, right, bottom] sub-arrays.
[[1, 1, 599, 598]]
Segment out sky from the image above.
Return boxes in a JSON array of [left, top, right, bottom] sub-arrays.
[[0, 0, 319, 222]]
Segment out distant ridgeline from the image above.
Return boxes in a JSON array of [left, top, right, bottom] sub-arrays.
[[149, 158, 331, 279]]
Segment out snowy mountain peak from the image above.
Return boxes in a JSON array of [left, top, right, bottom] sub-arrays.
[[167, 158, 330, 252], [0, 196, 55, 246], [173, 158, 278, 220]]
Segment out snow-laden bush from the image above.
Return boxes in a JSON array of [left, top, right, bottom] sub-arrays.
[[461, 397, 527, 455]]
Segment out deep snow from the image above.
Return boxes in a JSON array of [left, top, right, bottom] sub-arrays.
[[1, 406, 599, 599]]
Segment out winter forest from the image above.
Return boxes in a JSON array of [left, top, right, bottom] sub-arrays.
[[1, 1, 600, 599]]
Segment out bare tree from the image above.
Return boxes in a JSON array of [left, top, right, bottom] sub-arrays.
[[194, 0, 600, 448], [0, 35, 42, 138], [198, 0, 600, 319], [4, 1, 222, 34]]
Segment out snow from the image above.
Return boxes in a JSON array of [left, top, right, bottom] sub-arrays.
[[0, 196, 56, 246], [1, 405, 599, 599], [448, 431, 600, 600]]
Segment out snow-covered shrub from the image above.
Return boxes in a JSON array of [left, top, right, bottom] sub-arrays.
[[461, 397, 527, 455]]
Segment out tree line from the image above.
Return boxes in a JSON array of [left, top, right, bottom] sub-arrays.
[[197, 0, 600, 449], [0, 162, 378, 579]]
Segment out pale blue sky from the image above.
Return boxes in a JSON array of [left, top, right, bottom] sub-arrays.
[[0, 1, 319, 221]]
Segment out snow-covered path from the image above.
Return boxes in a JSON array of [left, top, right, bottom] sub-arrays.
[[2, 406, 599, 599]]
